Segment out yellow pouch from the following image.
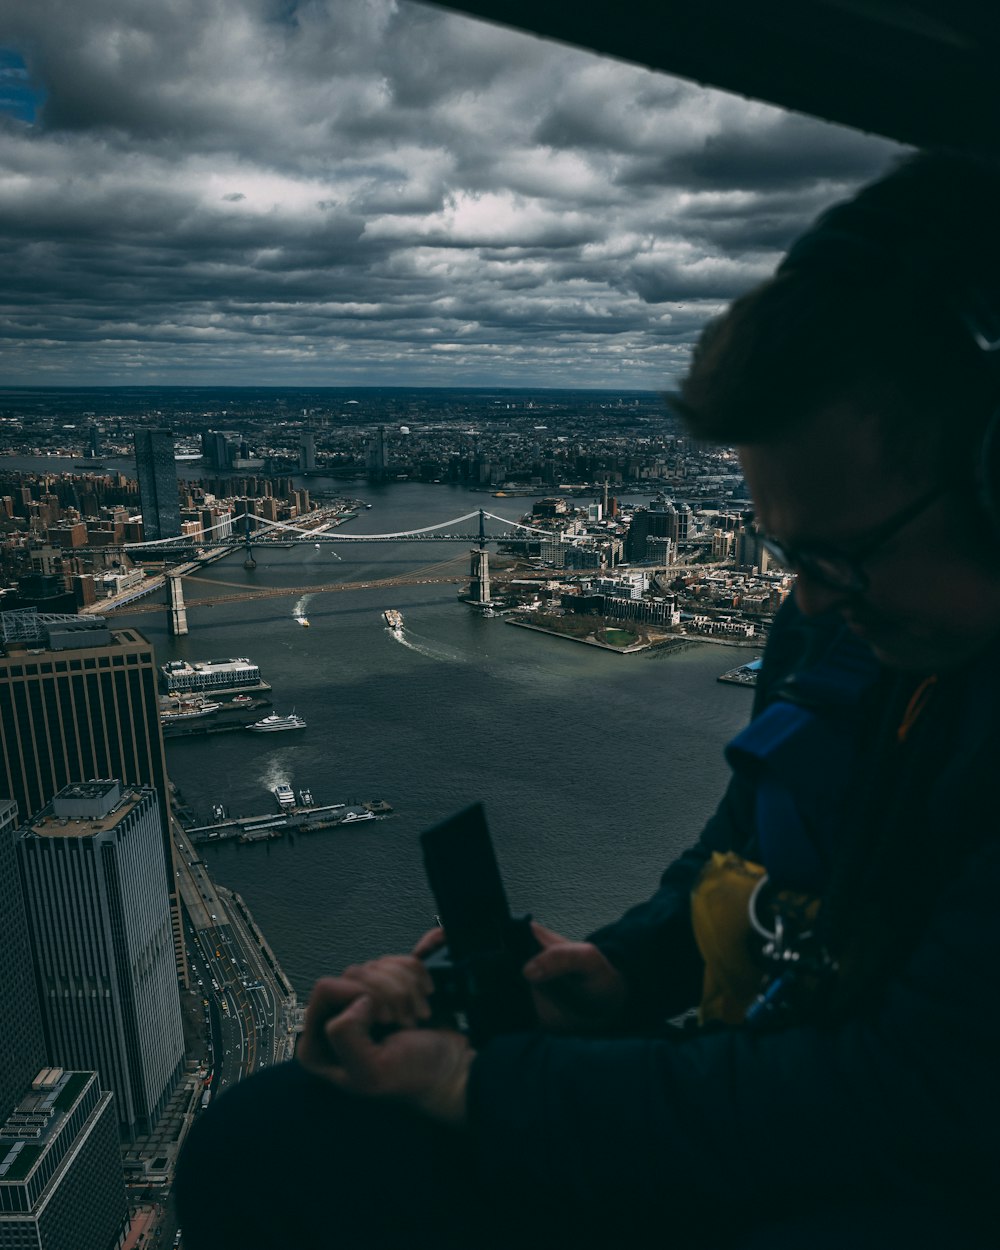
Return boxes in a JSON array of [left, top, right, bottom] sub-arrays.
[[690, 852, 768, 1026], [691, 852, 821, 1026]]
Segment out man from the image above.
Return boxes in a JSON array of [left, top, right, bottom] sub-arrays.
[[176, 151, 1000, 1248]]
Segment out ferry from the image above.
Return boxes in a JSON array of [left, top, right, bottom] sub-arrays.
[[273, 784, 295, 809], [295, 616, 310, 627], [383, 609, 404, 634], [247, 712, 306, 732]]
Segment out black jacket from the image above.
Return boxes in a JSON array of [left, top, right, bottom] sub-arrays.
[[468, 600, 1000, 1240]]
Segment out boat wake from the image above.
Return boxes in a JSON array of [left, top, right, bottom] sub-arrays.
[[292, 593, 314, 620], [389, 629, 466, 665], [260, 756, 293, 794]]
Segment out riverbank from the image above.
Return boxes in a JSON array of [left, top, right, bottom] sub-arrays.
[[506, 619, 651, 653], [506, 617, 765, 656]]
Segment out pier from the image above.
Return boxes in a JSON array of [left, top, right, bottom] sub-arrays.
[[187, 799, 392, 844], [717, 658, 762, 687]]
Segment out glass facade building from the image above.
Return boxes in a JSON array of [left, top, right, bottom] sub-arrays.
[[133, 429, 181, 541]]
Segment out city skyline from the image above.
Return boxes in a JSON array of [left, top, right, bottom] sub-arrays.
[[0, 0, 904, 390]]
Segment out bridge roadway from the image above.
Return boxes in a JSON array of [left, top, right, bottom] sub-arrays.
[[114, 573, 472, 614], [107, 552, 491, 614]]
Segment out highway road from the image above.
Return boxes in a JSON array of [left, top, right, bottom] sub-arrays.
[[174, 821, 297, 1102]]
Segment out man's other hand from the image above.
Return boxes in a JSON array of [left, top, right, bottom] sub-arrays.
[[298, 981, 473, 1126], [522, 922, 628, 1033]]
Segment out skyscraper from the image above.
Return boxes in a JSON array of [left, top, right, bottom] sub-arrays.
[[625, 503, 674, 564], [134, 429, 181, 541], [366, 425, 388, 481], [0, 801, 129, 1250], [298, 432, 316, 473], [0, 1069, 128, 1250], [17, 782, 185, 1141], [0, 799, 46, 1116], [0, 609, 185, 978]]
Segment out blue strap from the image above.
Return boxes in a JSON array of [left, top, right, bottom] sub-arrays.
[[725, 629, 881, 892]]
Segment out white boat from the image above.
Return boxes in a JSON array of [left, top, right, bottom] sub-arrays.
[[383, 609, 403, 633], [299, 788, 314, 806], [314, 543, 321, 549], [273, 784, 295, 808], [295, 616, 310, 627], [341, 810, 375, 823], [247, 712, 306, 732], [161, 699, 222, 724]]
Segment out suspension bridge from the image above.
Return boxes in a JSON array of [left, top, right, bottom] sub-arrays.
[[100, 508, 563, 631]]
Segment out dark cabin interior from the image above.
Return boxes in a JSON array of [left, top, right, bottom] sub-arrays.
[[433, 1, 997, 155]]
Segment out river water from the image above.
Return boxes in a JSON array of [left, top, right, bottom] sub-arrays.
[[116, 480, 754, 994]]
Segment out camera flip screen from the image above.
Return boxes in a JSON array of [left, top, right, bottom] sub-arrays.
[[420, 802, 513, 961]]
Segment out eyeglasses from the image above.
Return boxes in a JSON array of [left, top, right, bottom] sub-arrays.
[[759, 486, 944, 595]]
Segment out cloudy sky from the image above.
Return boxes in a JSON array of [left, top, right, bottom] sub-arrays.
[[0, 0, 905, 389]]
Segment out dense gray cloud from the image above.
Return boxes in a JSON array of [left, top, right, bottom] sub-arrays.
[[0, 0, 906, 387]]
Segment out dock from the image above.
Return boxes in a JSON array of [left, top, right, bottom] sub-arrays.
[[188, 799, 393, 844], [717, 658, 762, 687], [160, 696, 272, 739]]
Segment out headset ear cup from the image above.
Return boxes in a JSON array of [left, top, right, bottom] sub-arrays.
[[976, 406, 1000, 539]]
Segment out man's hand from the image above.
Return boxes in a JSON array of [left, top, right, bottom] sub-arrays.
[[297, 978, 473, 1126], [338, 954, 434, 1028], [522, 922, 628, 1033]]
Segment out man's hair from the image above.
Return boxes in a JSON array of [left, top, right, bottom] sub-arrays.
[[677, 150, 1000, 476]]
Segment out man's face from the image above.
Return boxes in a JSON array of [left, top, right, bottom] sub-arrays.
[[738, 405, 1000, 671]]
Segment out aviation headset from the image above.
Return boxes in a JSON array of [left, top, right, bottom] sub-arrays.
[[776, 168, 1000, 538]]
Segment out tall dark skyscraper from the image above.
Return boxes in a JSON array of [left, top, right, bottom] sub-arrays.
[[625, 503, 674, 564], [0, 609, 186, 980], [0, 798, 46, 1114], [0, 800, 129, 1250], [366, 424, 388, 481], [17, 782, 185, 1141], [134, 428, 181, 540]]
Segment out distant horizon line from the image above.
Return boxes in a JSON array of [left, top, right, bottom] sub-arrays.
[[0, 383, 663, 395]]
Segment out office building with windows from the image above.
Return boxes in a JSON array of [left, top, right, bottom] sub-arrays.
[[17, 782, 185, 1142], [0, 802, 128, 1250], [133, 429, 181, 541], [0, 800, 46, 1118], [0, 1069, 127, 1250], [0, 609, 184, 976]]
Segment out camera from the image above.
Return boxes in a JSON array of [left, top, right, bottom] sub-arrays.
[[420, 803, 540, 1045]]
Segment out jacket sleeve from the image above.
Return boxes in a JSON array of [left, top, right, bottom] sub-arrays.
[[586, 772, 756, 1023], [469, 831, 1000, 1224], [585, 598, 824, 1023]]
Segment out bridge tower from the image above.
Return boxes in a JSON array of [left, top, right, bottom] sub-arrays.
[[242, 510, 257, 571], [469, 508, 491, 605], [167, 573, 188, 636]]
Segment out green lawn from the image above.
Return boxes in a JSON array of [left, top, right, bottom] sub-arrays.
[[599, 628, 638, 646]]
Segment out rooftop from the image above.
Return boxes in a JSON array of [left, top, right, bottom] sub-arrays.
[[0, 1071, 93, 1185], [28, 786, 145, 839]]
